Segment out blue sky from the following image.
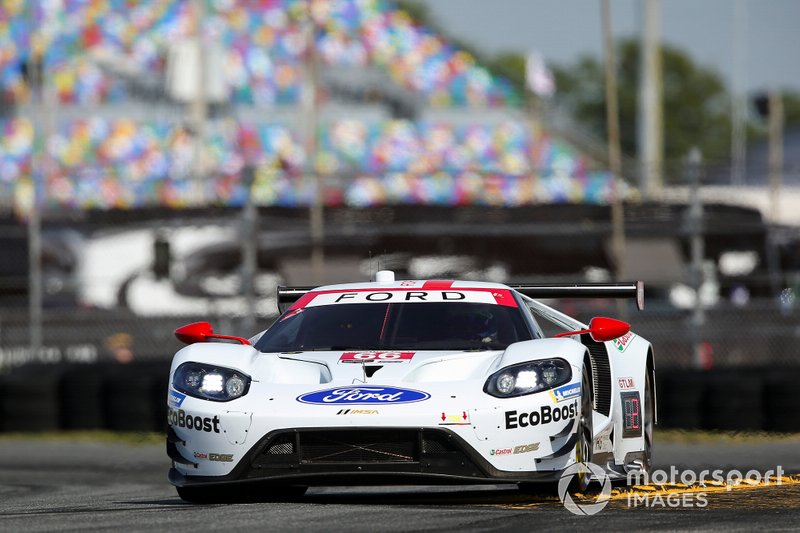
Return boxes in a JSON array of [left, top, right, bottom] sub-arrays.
[[416, 0, 800, 94]]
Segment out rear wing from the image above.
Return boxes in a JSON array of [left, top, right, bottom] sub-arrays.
[[277, 286, 315, 314], [509, 281, 645, 311], [277, 281, 644, 314]]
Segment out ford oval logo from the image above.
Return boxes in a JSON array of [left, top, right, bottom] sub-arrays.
[[297, 386, 430, 405]]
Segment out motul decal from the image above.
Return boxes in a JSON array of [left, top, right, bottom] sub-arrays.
[[339, 351, 415, 364]]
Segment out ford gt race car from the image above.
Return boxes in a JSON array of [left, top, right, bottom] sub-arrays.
[[166, 271, 655, 503]]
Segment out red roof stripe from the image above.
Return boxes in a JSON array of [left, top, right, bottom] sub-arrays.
[[422, 280, 454, 289]]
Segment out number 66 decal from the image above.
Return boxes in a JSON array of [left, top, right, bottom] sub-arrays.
[[339, 352, 415, 363]]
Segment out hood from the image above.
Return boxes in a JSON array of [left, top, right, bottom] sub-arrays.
[[253, 349, 504, 385], [173, 337, 584, 387]]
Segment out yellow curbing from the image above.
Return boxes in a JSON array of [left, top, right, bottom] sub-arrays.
[[609, 474, 800, 500], [488, 475, 800, 510]]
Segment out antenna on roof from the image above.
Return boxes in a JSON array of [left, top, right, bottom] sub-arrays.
[[368, 251, 373, 281], [375, 270, 395, 283]]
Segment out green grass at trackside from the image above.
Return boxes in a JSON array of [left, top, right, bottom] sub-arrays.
[[0, 429, 798, 446], [0, 430, 164, 445]]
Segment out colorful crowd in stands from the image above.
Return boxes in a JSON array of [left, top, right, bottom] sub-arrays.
[[0, 0, 613, 212], [1, 116, 613, 210], [1, 0, 516, 106]]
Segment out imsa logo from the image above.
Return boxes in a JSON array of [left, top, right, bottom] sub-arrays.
[[336, 409, 379, 415]]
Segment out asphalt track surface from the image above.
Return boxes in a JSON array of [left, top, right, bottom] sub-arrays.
[[1, 434, 800, 532]]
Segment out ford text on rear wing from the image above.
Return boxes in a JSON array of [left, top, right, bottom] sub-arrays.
[[276, 281, 644, 314]]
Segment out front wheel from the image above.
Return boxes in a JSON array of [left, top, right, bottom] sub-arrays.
[[642, 370, 655, 476], [568, 364, 594, 493]]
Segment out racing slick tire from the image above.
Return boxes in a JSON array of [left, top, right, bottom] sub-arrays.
[[641, 370, 655, 476], [568, 364, 594, 493], [517, 366, 593, 497], [176, 484, 308, 504]]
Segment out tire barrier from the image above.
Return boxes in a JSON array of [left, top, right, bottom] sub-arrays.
[[0, 364, 798, 433], [60, 365, 105, 430], [763, 372, 800, 433], [702, 372, 764, 431], [655, 367, 800, 432], [103, 366, 164, 432], [0, 362, 170, 433], [0, 365, 63, 432], [656, 370, 705, 430]]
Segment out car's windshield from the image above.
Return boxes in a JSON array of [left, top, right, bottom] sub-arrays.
[[255, 301, 534, 352]]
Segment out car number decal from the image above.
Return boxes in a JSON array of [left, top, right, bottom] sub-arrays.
[[339, 351, 415, 364]]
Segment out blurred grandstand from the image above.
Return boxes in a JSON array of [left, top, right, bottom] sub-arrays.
[[0, 0, 614, 213], [0, 0, 798, 376]]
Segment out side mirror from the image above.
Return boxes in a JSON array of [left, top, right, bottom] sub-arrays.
[[554, 317, 630, 343], [586, 317, 630, 342], [174, 322, 251, 345]]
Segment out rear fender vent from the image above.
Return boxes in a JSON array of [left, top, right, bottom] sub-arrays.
[[582, 333, 612, 417]]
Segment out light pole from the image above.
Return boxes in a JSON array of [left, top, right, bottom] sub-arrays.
[[27, 3, 56, 364], [686, 147, 706, 369], [767, 90, 784, 225], [240, 165, 258, 333], [304, 2, 324, 284], [600, 0, 627, 307], [190, 0, 209, 201], [730, 0, 748, 186], [637, 0, 663, 198]]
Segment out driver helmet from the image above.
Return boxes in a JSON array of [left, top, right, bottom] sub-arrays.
[[470, 309, 498, 343]]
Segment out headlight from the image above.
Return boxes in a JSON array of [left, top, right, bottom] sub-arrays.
[[484, 358, 572, 398], [173, 362, 251, 402]]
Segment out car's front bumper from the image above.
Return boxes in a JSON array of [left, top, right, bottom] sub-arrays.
[[166, 372, 584, 487], [168, 425, 571, 487]]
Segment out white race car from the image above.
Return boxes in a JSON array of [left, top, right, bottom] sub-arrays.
[[166, 271, 655, 503]]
